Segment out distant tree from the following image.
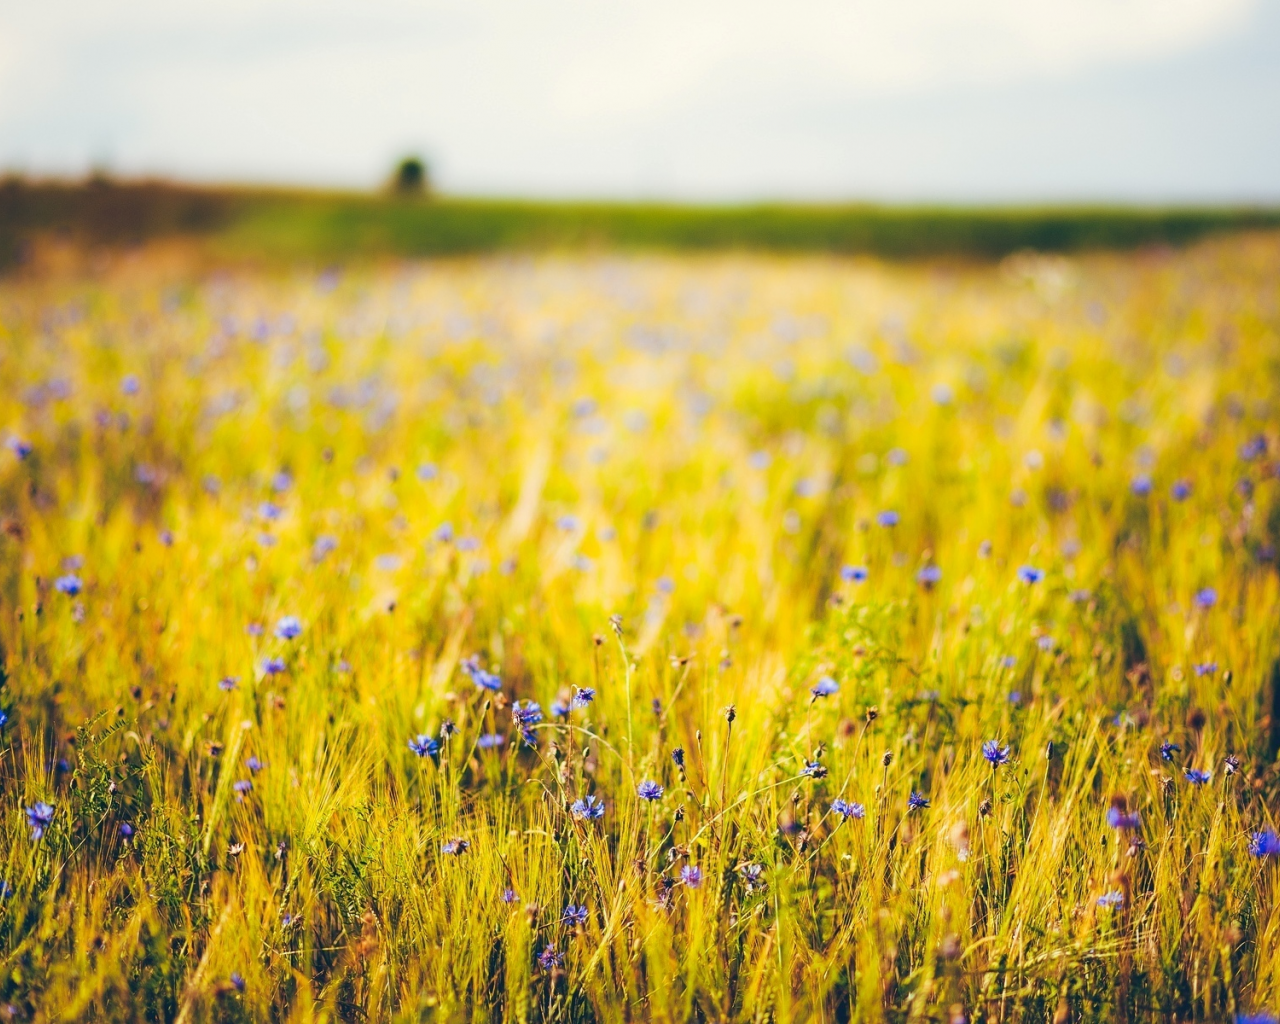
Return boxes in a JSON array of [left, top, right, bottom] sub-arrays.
[[390, 156, 430, 197]]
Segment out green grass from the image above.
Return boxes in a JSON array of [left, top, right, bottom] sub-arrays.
[[4, 177, 1280, 263], [1, 232, 1280, 1021]]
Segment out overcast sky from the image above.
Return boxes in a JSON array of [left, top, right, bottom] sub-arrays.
[[1, 0, 1278, 201]]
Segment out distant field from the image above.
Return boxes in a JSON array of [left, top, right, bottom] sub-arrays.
[[3, 177, 1280, 265], [1, 230, 1280, 1021]]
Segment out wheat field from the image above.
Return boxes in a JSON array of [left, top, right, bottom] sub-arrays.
[[2, 235, 1280, 1022]]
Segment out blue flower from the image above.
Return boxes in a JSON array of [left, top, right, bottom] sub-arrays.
[[1194, 588, 1217, 609], [1171, 480, 1192, 501], [550, 700, 570, 718], [1016, 565, 1044, 585], [1036, 636, 1055, 652], [312, 535, 338, 560], [1097, 890, 1124, 909], [1193, 662, 1218, 677], [1107, 806, 1140, 830], [512, 700, 543, 727], [1240, 435, 1268, 461], [571, 687, 596, 709], [434, 522, 455, 544], [441, 838, 469, 856], [261, 657, 286, 676], [1001, 655, 1017, 669], [556, 514, 581, 532], [477, 733, 504, 749], [830, 799, 865, 820], [233, 779, 252, 799], [877, 510, 900, 528], [1159, 741, 1180, 762], [119, 822, 134, 838], [982, 741, 1011, 767], [54, 574, 82, 596], [1183, 768, 1212, 785], [1249, 829, 1280, 858], [680, 865, 703, 888], [637, 780, 664, 801], [417, 463, 438, 481], [740, 863, 765, 890], [571, 794, 605, 821], [1237, 1012, 1279, 1024], [409, 734, 439, 758], [501, 888, 519, 903], [800, 760, 828, 779], [1131, 475, 1152, 497], [810, 676, 839, 699], [259, 501, 284, 522], [0, 710, 9, 730], [841, 565, 868, 583], [246, 756, 263, 774], [26, 801, 54, 839], [537, 945, 565, 971], [917, 566, 942, 587], [561, 904, 589, 926], [6, 437, 32, 460], [907, 792, 930, 810], [274, 616, 302, 640], [461, 657, 502, 693], [672, 748, 685, 769], [218, 676, 239, 691], [230, 972, 246, 993]]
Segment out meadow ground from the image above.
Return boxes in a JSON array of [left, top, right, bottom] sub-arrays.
[[1, 234, 1280, 1022]]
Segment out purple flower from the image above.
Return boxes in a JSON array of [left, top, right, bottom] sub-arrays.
[[637, 780, 664, 801], [6, 437, 33, 460], [571, 687, 595, 709], [1237, 1013, 1279, 1024], [561, 904, 589, 926], [917, 565, 942, 588], [1097, 890, 1124, 909], [1240, 435, 1268, 461], [800, 760, 828, 779], [441, 838, 469, 856], [261, 657, 286, 676], [218, 676, 240, 691], [571, 794, 605, 821], [1249, 830, 1280, 858], [1131, 475, 1152, 497], [1107, 806, 1140, 830], [1001, 655, 1017, 669], [537, 945, 565, 971], [417, 463, 438, 481], [680, 865, 703, 888], [1159, 741, 1180, 762], [233, 779, 252, 799], [274, 616, 302, 640], [54, 574, 82, 596], [26, 802, 54, 839], [877, 510, 900, 528], [671, 747, 686, 769], [460, 656, 502, 693], [230, 972, 246, 993], [810, 676, 839, 699], [312, 535, 338, 560], [557, 515, 581, 532], [1016, 565, 1044, 585], [982, 741, 1011, 767], [259, 501, 284, 522], [119, 822, 134, 838], [1193, 662, 1218, 677], [1183, 768, 1212, 785], [501, 888, 519, 903], [512, 700, 543, 727], [841, 565, 868, 583], [246, 756, 263, 774], [409, 734, 439, 758], [907, 792, 930, 810], [477, 733, 504, 749], [1194, 588, 1217, 609], [740, 863, 765, 891], [830, 799, 865, 820], [1172, 480, 1192, 501]]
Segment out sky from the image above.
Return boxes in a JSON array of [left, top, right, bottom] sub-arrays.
[[1, 0, 1278, 202]]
